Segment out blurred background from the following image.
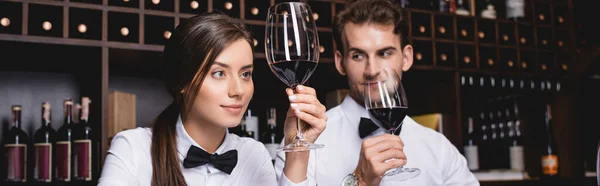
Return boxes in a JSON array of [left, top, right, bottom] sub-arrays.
[[0, 0, 598, 185]]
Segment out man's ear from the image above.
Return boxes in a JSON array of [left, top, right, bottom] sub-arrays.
[[335, 50, 346, 76], [401, 45, 414, 72]]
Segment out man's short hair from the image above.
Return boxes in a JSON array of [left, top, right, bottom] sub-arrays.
[[333, 0, 408, 55]]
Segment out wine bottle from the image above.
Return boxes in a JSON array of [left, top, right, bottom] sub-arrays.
[[479, 110, 490, 170], [33, 102, 55, 184], [455, 0, 470, 16], [73, 104, 81, 125], [481, 0, 497, 19], [261, 108, 279, 162], [508, 100, 525, 171], [541, 104, 559, 177], [3, 105, 29, 185], [73, 97, 95, 184], [506, 0, 526, 21], [464, 117, 479, 171], [438, 0, 449, 12], [488, 109, 498, 169], [55, 100, 74, 184], [398, 0, 410, 8], [238, 117, 252, 138], [496, 100, 510, 169]]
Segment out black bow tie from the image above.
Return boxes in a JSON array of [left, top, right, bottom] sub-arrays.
[[183, 146, 238, 174], [359, 118, 401, 138]]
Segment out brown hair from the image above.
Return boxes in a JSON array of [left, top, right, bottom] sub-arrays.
[[333, 0, 407, 55], [151, 12, 253, 186]]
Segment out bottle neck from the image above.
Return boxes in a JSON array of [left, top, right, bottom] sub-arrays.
[[42, 105, 51, 127], [64, 105, 73, 125], [12, 112, 21, 129]]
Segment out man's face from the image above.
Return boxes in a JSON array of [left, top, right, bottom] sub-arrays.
[[334, 22, 413, 104]]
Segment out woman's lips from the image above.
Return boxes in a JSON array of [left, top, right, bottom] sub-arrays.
[[221, 104, 243, 114]]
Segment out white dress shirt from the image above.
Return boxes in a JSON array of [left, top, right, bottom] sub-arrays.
[[98, 115, 306, 186], [274, 96, 479, 186]]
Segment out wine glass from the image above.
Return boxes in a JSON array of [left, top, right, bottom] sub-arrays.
[[363, 68, 420, 182], [265, 2, 323, 152]]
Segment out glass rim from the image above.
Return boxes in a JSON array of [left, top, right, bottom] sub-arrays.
[[268, 2, 312, 15]]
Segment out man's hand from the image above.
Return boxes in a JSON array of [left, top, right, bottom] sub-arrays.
[[354, 134, 406, 186]]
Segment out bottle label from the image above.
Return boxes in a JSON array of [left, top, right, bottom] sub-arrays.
[[541, 155, 559, 175], [4, 144, 27, 182], [464, 145, 479, 171], [34, 143, 52, 182], [264, 143, 279, 160], [510, 146, 525, 171], [74, 139, 92, 181], [56, 141, 71, 181], [507, 0, 525, 18]]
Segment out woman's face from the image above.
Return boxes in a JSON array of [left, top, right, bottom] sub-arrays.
[[189, 39, 254, 128]]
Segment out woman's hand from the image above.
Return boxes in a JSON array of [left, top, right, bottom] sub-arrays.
[[283, 85, 327, 145], [282, 85, 327, 183]]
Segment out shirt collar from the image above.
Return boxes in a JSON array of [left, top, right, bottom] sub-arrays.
[[340, 95, 371, 126], [176, 115, 232, 174]]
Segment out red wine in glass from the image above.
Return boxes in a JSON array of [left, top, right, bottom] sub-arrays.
[[367, 107, 408, 134]]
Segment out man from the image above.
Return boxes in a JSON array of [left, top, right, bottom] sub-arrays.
[[275, 0, 479, 185]]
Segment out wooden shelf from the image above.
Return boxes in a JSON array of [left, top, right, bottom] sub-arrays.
[[410, 36, 433, 41], [480, 43, 499, 47]]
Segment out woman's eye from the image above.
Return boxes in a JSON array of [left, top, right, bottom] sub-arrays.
[[212, 71, 225, 78], [241, 71, 253, 78]]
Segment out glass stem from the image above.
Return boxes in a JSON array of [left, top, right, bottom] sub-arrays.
[[293, 87, 304, 141], [296, 117, 304, 140]]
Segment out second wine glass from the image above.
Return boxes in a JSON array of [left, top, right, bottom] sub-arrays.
[[265, 2, 323, 152], [363, 68, 420, 182]]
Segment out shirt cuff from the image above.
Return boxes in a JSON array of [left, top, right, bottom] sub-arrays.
[[279, 173, 309, 186]]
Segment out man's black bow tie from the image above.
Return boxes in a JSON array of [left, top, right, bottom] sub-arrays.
[[183, 146, 238, 174], [359, 117, 401, 138]]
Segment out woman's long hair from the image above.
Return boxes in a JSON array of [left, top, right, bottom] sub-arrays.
[[151, 12, 253, 186]]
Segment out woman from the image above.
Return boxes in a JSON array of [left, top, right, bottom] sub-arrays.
[[98, 12, 326, 186]]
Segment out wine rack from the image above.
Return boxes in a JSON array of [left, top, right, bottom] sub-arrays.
[[436, 42, 455, 68], [212, 0, 240, 18], [498, 22, 516, 46], [144, 0, 175, 12], [0, 1, 22, 35], [411, 12, 432, 38], [457, 17, 475, 42], [412, 40, 433, 66], [28, 4, 63, 38], [109, 0, 140, 8], [518, 24, 534, 48], [435, 14, 454, 40], [477, 19, 496, 44], [479, 46, 498, 70], [108, 11, 139, 43], [308, 1, 332, 28], [72, 0, 103, 5], [244, 0, 268, 21], [499, 48, 518, 72], [69, 8, 103, 40], [246, 24, 265, 53], [458, 44, 476, 69], [534, 1, 552, 26], [318, 31, 334, 58], [143, 15, 174, 45]]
